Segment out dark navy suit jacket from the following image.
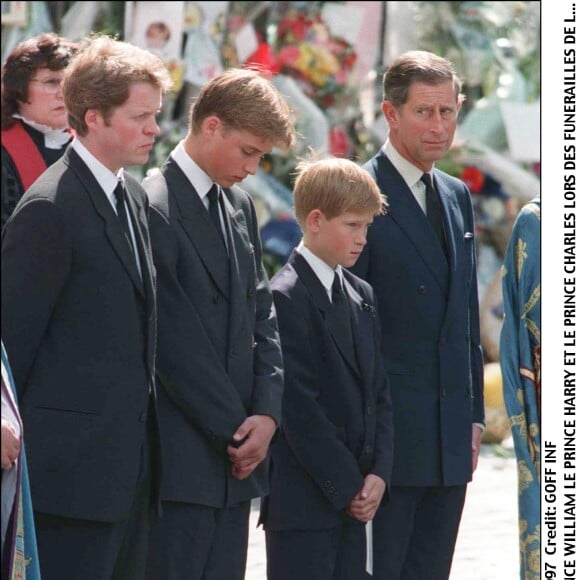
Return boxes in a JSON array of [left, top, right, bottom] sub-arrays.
[[262, 251, 394, 530], [351, 151, 484, 487], [2, 148, 158, 522], [143, 158, 283, 508]]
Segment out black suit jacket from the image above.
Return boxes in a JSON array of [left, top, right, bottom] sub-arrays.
[[351, 151, 484, 487], [262, 251, 394, 531], [142, 158, 283, 508], [1, 147, 158, 522]]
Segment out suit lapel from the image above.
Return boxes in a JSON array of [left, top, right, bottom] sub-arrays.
[[344, 279, 374, 388], [291, 252, 360, 377], [222, 194, 252, 348], [124, 182, 155, 313], [375, 153, 449, 293], [162, 160, 230, 299], [65, 149, 145, 298], [434, 172, 467, 332]]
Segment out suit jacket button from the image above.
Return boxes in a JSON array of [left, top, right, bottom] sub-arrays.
[[418, 285, 426, 294]]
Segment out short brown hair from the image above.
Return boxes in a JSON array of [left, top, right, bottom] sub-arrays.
[[383, 50, 463, 107], [189, 67, 295, 150], [63, 34, 173, 137], [1, 33, 78, 129], [293, 157, 387, 229]]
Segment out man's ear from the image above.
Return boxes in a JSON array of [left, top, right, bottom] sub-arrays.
[[382, 101, 399, 129], [202, 115, 221, 136], [84, 109, 101, 131]]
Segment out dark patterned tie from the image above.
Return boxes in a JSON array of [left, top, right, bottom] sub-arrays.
[[207, 184, 226, 249], [330, 273, 357, 364], [114, 181, 136, 255], [421, 173, 447, 254]]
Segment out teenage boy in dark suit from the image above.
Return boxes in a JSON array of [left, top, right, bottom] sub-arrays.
[[262, 157, 394, 580]]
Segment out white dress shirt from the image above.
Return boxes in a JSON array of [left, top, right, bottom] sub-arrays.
[[383, 140, 432, 214], [296, 241, 344, 303], [72, 139, 142, 278], [171, 141, 228, 249]]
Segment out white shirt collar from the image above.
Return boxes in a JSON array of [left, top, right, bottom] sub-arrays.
[[71, 138, 124, 206], [13, 114, 71, 149], [383, 139, 430, 189], [171, 141, 214, 200], [297, 241, 343, 300]]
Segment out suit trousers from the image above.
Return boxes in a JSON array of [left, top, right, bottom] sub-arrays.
[[146, 499, 251, 580], [34, 406, 155, 580], [266, 522, 368, 580], [373, 484, 467, 580]]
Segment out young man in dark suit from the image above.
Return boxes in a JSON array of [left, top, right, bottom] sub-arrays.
[[143, 68, 295, 580], [350, 50, 485, 579], [1, 35, 172, 579], [262, 158, 394, 580]]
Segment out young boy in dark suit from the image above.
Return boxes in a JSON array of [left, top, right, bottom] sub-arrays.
[[261, 158, 394, 580]]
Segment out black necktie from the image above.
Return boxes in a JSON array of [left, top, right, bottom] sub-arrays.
[[207, 184, 226, 249], [330, 273, 357, 364], [114, 181, 135, 255], [421, 173, 447, 254]]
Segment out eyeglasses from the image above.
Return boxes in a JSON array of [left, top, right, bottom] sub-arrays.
[[30, 78, 63, 93]]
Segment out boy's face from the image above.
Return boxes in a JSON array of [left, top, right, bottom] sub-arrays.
[[308, 209, 375, 270], [198, 118, 273, 188]]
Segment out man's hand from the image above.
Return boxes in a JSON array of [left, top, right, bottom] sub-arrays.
[[227, 415, 276, 480], [1, 419, 21, 470], [472, 423, 483, 473], [347, 474, 386, 523]]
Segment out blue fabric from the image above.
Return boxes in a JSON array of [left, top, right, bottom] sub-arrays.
[[499, 199, 541, 580], [2, 342, 41, 579]]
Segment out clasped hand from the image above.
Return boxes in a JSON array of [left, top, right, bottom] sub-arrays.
[[347, 474, 386, 523], [227, 414, 276, 480]]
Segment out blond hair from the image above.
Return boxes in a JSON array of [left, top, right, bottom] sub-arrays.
[[63, 34, 173, 136], [293, 157, 387, 228]]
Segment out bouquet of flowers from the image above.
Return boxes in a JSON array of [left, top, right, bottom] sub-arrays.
[[273, 11, 357, 109]]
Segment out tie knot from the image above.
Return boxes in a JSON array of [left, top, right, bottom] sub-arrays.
[[420, 173, 433, 191], [207, 184, 220, 205], [113, 181, 127, 206]]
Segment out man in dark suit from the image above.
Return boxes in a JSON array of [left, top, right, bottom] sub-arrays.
[[143, 68, 295, 580], [262, 158, 394, 580], [1, 35, 172, 580], [350, 50, 485, 579]]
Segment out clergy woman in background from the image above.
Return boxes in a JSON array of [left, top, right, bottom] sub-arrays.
[[1, 32, 77, 229]]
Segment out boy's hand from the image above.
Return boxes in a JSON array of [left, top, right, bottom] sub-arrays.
[[227, 415, 276, 480], [347, 474, 386, 522]]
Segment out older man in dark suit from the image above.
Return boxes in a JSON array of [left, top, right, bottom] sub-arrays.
[[143, 68, 295, 580], [350, 50, 485, 579], [1, 36, 172, 580]]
